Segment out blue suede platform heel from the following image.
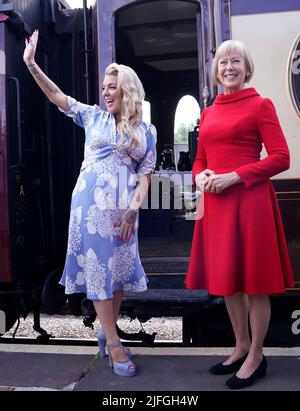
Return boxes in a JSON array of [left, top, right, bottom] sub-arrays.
[[106, 341, 136, 377], [97, 329, 107, 359], [97, 329, 132, 359]]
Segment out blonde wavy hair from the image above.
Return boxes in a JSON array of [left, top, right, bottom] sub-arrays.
[[212, 40, 254, 85], [105, 63, 145, 148]]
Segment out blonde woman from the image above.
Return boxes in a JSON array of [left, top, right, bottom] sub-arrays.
[[24, 30, 157, 377]]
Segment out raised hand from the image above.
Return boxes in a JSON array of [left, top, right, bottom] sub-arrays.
[[23, 29, 68, 110], [23, 29, 39, 65]]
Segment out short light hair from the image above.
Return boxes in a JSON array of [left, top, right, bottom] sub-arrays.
[[211, 40, 254, 85]]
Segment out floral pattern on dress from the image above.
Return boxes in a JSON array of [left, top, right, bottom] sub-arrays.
[[137, 149, 156, 176], [89, 124, 116, 148], [124, 277, 148, 292], [91, 152, 122, 176], [65, 276, 77, 294], [77, 248, 107, 300], [86, 205, 121, 240], [108, 243, 136, 284], [72, 177, 87, 198], [67, 207, 82, 256], [59, 96, 97, 129]]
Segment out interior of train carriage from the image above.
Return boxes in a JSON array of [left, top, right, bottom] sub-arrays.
[[113, 0, 204, 272]]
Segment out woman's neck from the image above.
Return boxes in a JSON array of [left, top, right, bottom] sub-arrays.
[[224, 84, 246, 95]]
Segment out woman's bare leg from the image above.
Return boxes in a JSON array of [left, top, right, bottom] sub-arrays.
[[236, 294, 270, 378], [113, 291, 123, 323], [223, 292, 251, 364], [93, 298, 129, 363]]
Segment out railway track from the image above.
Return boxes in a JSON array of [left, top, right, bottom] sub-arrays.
[[0, 313, 183, 345]]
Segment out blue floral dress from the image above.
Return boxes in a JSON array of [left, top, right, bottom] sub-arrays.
[[58, 96, 157, 300]]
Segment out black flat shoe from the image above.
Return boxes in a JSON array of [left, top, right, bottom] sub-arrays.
[[226, 356, 267, 389], [209, 352, 248, 375]]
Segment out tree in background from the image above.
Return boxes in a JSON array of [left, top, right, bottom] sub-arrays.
[[174, 122, 195, 144]]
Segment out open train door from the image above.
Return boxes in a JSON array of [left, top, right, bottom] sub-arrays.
[[97, 0, 214, 141], [0, 16, 10, 284], [94, 1, 225, 345], [97, 0, 214, 243], [0, 13, 17, 334], [221, 0, 300, 346], [0, 4, 53, 336], [0, 0, 83, 336]]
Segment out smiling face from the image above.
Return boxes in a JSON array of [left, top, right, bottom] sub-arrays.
[[101, 75, 123, 120], [217, 53, 247, 94]]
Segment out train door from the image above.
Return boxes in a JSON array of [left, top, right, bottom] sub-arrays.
[[0, 0, 88, 333], [97, 0, 213, 267], [0, 2, 46, 332], [0, 17, 11, 285]]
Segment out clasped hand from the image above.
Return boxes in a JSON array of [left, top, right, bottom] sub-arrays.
[[195, 169, 240, 194]]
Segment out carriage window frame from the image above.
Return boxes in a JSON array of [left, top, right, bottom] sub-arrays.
[[288, 33, 300, 120], [174, 95, 200, 145], [142, 100, 151, 123]]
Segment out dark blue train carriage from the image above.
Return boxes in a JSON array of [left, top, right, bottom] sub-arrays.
[[0, 0, 299, 346]]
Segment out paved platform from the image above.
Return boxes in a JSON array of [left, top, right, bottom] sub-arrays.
[[0, 345, 299, 391]]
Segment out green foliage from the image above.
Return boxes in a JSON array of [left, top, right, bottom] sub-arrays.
[[174, 122, 195, 144]]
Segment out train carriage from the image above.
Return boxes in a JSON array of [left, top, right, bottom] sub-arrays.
[[0, 0, 299, 346], [0, 0, 92, 336]]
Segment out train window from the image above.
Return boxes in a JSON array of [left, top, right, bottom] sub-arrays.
[[174, 95, 200, 144], [174, 95, 200, 168], [288, 33, 300, 119], [142, 100, 151, 123]]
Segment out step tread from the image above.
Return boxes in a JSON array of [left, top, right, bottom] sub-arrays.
[[123, 288, 209, 303]]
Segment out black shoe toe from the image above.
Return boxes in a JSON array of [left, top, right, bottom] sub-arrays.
[[226, 356, 267, 389], [209, 352, 248, 375]]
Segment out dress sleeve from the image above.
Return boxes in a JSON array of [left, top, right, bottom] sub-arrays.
[[136, 124, 157, 176], [58, 95, 100, 129], [192, 109, 207, 184], [234, 99, 290, 188]]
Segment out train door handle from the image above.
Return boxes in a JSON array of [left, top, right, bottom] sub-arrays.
[[7, 76, 22, 167]]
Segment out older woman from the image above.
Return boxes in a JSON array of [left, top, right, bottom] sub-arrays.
[[185, 40, 294, 389], [24, 30, 156, 377]]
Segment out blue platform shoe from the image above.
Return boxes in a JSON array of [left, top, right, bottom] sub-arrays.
[[106, 341, 136, 377], [97, 329, 132, 359]]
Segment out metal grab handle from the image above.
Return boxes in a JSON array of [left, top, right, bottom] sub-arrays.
[[7, 76, 22, 167]]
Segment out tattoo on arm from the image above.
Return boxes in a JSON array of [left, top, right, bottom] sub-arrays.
[[28, 64, 59, 94], [126, 210, 137, 224], [28, 65, 39, 76]]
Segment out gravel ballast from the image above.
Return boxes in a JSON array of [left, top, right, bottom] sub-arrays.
[[5, 314, 182, 341]]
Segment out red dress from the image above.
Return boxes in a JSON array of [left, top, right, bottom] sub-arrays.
[[185, 88, 295, 296]]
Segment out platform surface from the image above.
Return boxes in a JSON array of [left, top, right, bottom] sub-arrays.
[[0, 345, 299, 392]]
